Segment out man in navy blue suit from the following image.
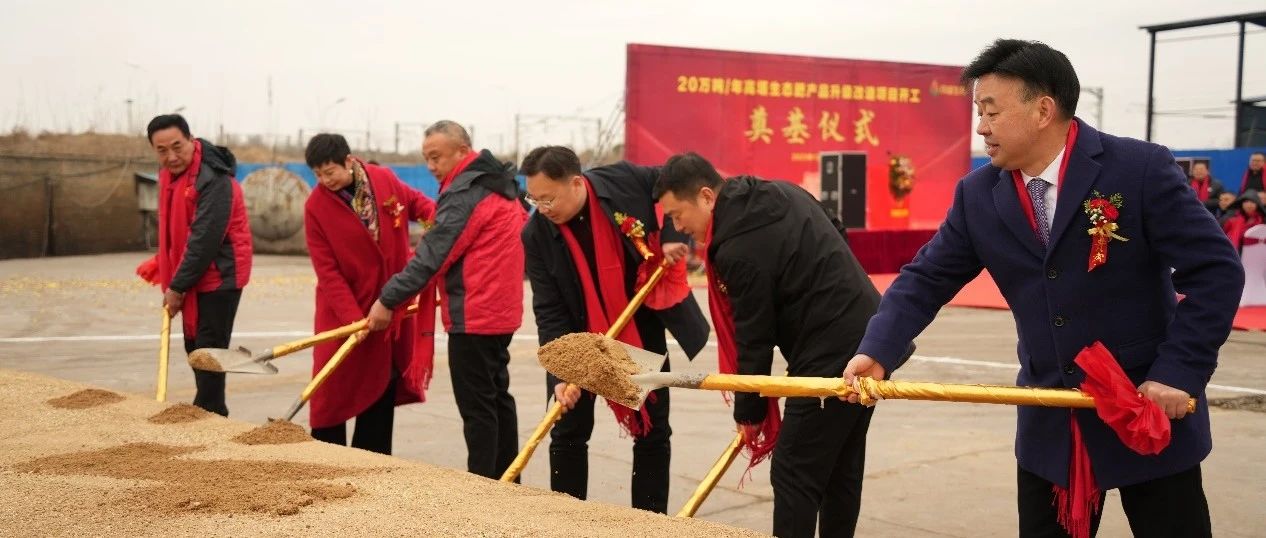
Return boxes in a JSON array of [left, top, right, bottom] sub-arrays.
[[843, 39, 1243, 537]]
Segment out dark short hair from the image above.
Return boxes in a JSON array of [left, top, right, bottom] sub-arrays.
[[146, 114, 191, 142], [520, 146, 581, 180], [1252, 152, 1265, 159], [654, 152, 723, 200], [961, 39, 1080, 120], [305, 133, 352, 169]]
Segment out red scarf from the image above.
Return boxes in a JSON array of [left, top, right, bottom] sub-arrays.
[[158, 140, 204, 338], [557, 178, 652, 437], [1189, 177, 1211, 202], [440, 150, 480, 192], [703, 218, 782, 474], [1070, 343, 1175, 538], [408, 283, 438, 404], [1009, 122, 1103, 538]]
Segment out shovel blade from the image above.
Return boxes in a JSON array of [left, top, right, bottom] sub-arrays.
[[617, 341, 668, 375], [189, 346, 279, 375], [612, 341, 668, 411]]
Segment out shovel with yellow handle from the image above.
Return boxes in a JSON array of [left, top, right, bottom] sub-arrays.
[[499, 259, 670, 483], [547, 336, 1197, 416], [277, 329, 368, 422], [676, 429, 745, 518], [155, 307, 171, 402], [188, 303, 419, 375]]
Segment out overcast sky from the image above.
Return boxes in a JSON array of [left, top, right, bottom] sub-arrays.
[[2, 0, 1263, 155]]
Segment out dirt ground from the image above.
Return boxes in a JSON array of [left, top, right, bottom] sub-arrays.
[[1, 253, 1264, 537], [0, 369, 761, 537]]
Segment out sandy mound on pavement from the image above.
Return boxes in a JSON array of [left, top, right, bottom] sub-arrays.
[[147, 403, 213, 424], [231, 419, 311, 445], [14, 442, 360, 516], [0, 368, 763, 537], [46, 388, 125, 409]]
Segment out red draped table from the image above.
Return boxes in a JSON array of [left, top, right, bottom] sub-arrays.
[[847, 229, 938, 274]]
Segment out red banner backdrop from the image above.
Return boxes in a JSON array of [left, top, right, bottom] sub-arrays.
[[626, 44, 972, 230]]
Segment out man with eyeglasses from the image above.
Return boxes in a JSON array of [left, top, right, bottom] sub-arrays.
[[519, 145, 709, 513]]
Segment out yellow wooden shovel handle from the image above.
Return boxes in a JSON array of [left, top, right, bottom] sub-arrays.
[[156, 307, 171, 402], [676, 430, 745, 517], [500, 261, 669, 483], [269, 303, 419, 360], [300, 330, 367, 403]]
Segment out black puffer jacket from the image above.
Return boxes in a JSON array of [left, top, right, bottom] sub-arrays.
[[708, 176, 884, 423]]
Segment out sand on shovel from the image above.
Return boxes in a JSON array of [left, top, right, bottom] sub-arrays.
[[232, 419, 312, 445], [148, 403, 213, 424], [187, 349, 225, 372], [46, 388, 125, 409], [537, 332, 641, 408]]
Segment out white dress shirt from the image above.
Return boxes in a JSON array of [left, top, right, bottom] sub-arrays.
[[1021, 148, 1064, 231]]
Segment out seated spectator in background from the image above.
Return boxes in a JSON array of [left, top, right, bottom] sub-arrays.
[[1188, 162, 1224, 210], [1223, 190, 1265, 253], [1212, 191, 1237, 223], [1241, 152, 1264, 194]]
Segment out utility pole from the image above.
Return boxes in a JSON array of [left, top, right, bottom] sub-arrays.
[[1145, 31, 1156, 141], [394, 122, 400, 154], [124, 99, 134, 134], [1081, 87, 1104, 129], [1234, 20, 1245, 147], [514, 112, 606, 164]]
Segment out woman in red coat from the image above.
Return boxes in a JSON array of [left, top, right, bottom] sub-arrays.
[[1222, 190, 1265, 254], [303, 133, 437, 454]]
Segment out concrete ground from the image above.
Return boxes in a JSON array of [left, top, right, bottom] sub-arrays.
[[1, 253, 1263, 537]]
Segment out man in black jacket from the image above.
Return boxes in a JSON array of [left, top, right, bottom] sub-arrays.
[[656, 152, 883, 538], [138, 114, 253, 416], [1241, 151, 1265, 194], [520, 146, 709, 513]]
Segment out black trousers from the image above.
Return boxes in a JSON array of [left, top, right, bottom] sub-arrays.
[[448, 333, 518, 479], [1018, 464, 1211, 537], [549, 384, 672, 513], [771, 397, 874, 538], [181, 289, 241, 417], [311, 375, 397, 455]]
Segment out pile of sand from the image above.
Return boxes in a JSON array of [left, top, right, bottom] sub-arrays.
[[232, 419, 311, 445], [1, 368, 763, 537], [538, 333, 642, 408], [187, 349, 225, 372], [148, 403, 213, 424], [46, 388, 124, 409], [14, 442, 360, 516]]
